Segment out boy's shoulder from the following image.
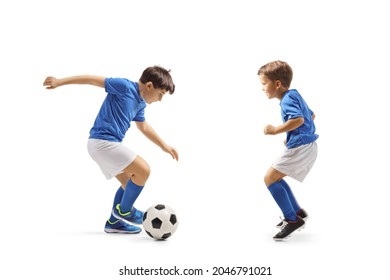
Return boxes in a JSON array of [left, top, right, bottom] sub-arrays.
[[106, 77, 133, 86], [286, 89, 300, 96], [106, 77, 138, 92], [281, 89, 300, 103]]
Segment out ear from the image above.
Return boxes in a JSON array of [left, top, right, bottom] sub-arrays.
[[146, 82, 154, 90], [275, 80, 282, 88]]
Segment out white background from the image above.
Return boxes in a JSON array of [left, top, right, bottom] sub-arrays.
[[1, 0, 389, 279]]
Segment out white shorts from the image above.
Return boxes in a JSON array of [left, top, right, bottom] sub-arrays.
[[87, 139, 137, 180], [272, 141, 318, 182]]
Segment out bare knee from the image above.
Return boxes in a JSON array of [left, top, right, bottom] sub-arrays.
[[123, 156, 151, 186], [264, 174, 273, 187], [131, 161, 150, 186], [264, 173, 278, 187], [264, 167, 286, 187], [137, 162, 151, 183]]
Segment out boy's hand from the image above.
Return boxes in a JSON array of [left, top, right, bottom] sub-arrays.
[[163, 145, 179, 161], [43, 76, 59, 89], [264, 125, 277, 135]]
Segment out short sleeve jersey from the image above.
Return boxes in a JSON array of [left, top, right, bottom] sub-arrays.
[[89, 78, 146, 142], [280, 89, 319, 149]]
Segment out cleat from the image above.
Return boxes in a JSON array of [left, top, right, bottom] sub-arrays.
[[276, 208, 308, 229], [112, 204, 144, 225], [104, 219, 141, 234], [273, 216, 305, 241]]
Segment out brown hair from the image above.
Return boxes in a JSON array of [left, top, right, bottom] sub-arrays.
[[257, 60, 293, 88], [140, 66, 175, 94]]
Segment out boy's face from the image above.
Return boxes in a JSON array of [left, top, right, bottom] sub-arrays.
[[259, 74, 280, 99], [144, 83, 167, 104]]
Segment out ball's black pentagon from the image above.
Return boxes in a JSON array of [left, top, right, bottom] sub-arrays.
[[143, 211, 147, 221], [170, 214, 177, 225], [155, 204, 165, 210], [151, 217, 163, 229], [161, 233, 172, 239], [145, 230, 153, 238]]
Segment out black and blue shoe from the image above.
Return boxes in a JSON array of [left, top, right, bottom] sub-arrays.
[[276, 209, 308, 229], [273, 216, 305, 241]]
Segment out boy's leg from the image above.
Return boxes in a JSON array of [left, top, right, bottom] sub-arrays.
[[265, 167, 305, 240], [108, 186, 124, 223], [113, 156, 150, 224], [119, 179, 143, 212], [265, 167, 297, 222], [279, 179, 301, 213], [275, 179, 308, 229], [104, 186, 142, 234]]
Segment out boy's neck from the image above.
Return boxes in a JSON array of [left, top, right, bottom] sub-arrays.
[[138, 81, 145, 98], [276, 87, 289, 100]]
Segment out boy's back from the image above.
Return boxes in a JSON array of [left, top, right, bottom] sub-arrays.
[[280, 89, 318, 149]]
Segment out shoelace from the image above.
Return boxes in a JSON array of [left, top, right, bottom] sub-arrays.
[[278, 217, 289, 230]]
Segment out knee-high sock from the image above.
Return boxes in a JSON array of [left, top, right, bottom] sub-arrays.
[[119, 179, 144, 213], [109, 186, 124, 223], [268, 181, 297, 222], [279, 179, 301, 213]]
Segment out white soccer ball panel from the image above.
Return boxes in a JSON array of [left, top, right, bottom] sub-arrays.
[[160, 221, 178, 234], [157, 209, 172, 222], [146, 207, 161, 219]]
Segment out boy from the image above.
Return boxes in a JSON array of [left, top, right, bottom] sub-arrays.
[[258, 60, 318, 241], [43, 66, 179, 234]]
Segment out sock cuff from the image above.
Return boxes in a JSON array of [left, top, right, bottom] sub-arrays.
[[127, 178, 144, 188], [268, 181, 283, 194]]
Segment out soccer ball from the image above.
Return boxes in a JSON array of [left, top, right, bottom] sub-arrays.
[[142, 204, 178, 240]]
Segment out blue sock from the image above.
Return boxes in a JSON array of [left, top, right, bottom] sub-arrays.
[[119, 179, 144, 213], [268, 181, 297, 222], [279, 179, 301, 213], [108, 187, 124, 223]]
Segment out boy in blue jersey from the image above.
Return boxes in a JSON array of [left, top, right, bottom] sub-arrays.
[[43, 66, 178, 234], [258, 60, 318, 241]]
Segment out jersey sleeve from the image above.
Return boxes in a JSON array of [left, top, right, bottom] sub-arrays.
[[134, 107, 145, 122], [104, 78, 130, 96], [283, 94, 303, 120]]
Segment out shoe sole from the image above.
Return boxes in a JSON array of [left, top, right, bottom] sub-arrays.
[[104, 228, 142, 234], [273, 224, 305, 241]]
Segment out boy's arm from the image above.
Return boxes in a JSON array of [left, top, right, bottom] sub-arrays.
[[136, 121, 179, 161], [43, 75, 105, 89], [264, 117, 304, 135]]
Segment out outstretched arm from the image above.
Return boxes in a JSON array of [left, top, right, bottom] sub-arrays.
[[136, 121, 179, 161], [43, 75, 105, 89]]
